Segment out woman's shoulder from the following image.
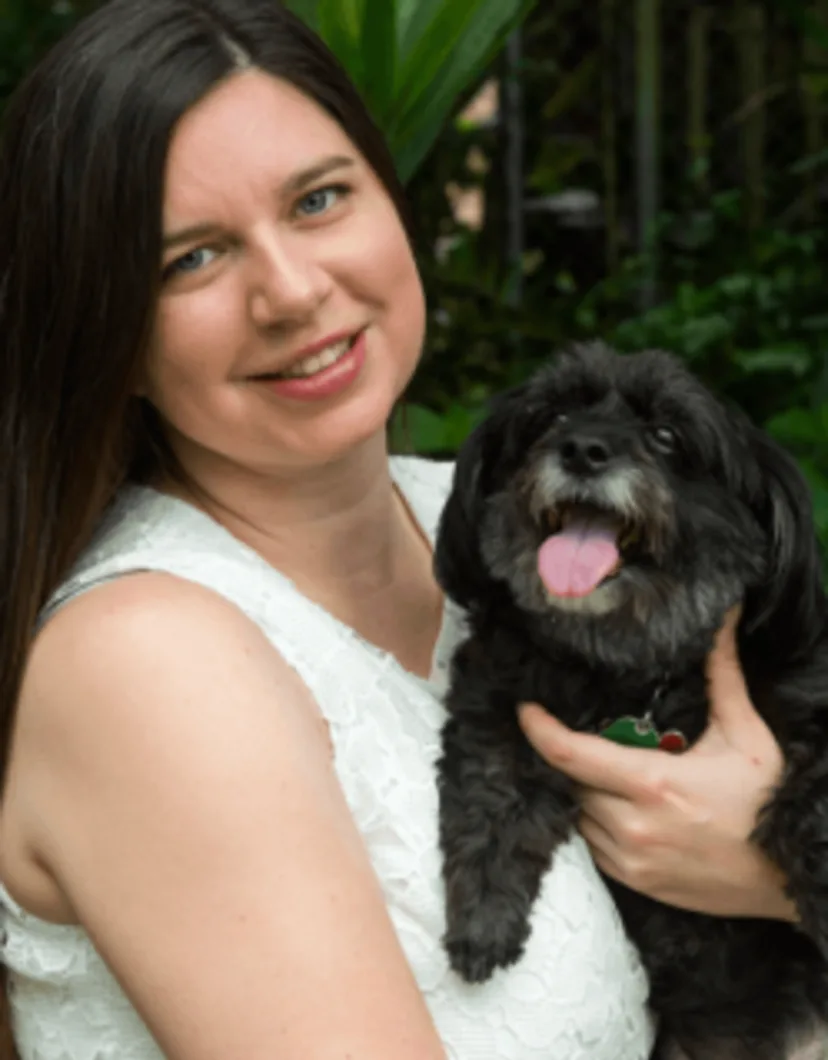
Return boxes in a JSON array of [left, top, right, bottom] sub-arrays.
[[24, 571, 304, 721], [38, 484, 281, 635]]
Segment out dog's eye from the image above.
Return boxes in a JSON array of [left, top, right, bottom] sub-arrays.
[[649, 425, 678, 453]]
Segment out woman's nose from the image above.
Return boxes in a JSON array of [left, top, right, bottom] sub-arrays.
[[248, 231, 332, 326]]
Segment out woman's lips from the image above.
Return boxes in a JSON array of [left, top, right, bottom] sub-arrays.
[[255, 330, 367, 402]]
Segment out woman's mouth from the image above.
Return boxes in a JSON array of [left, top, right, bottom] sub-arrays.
[[253, 331, 367, 402], [273, 336, 356, 380]]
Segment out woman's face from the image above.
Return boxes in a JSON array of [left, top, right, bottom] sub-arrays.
[[144, 69, 425, 481]]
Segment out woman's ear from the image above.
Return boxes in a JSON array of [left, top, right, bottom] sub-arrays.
[[742, 426, 826, 658]]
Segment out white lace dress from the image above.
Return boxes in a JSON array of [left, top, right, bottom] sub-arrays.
[[0, 455, 655, 1060]]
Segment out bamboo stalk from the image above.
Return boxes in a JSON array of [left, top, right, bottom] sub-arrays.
[[636, 0, 661, 309], [601, 0, 620, 274], [735, 2, 767, 230], [687, 6, 711, 194], [503, 29, 525, 309], [802, 1, 828, 222]]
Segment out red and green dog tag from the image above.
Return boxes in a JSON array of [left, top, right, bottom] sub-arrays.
[[598, 713, 688, 753]]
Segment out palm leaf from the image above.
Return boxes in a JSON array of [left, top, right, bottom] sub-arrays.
[[359, 0, 398, 125], [315, 0, 365, 86], [287, 0, 536, 182], [391, 0, 534, 179]]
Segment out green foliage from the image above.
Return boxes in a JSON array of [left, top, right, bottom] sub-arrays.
[[285, 0, 535, 181], [393, 2, 828, 578], [578, 193, 828, 544], [766, 405, 828, 541]]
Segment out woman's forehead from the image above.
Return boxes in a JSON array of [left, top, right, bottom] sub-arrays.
[[163, 70, 358, 210]]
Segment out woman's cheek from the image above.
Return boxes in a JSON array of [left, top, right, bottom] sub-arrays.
[[367, 221, 425, 334], [151, 277, 241, 375]]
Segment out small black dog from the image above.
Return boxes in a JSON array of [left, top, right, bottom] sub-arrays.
[[434, 342, 828, 1060]]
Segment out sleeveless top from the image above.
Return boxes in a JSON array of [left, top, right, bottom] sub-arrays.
[[0, 455, 655, 1060]]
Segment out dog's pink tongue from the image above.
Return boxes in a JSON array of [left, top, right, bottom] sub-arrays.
[[538, 516, 620, 598]]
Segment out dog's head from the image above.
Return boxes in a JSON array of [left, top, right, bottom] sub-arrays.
[[435, 342, 825, 669]]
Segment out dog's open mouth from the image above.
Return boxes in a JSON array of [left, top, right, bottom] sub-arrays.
[[537, 502, 642, 599]]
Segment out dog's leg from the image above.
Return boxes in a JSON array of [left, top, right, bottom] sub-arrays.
[[756, 771, 828, 962], [438, 706, 573, 983], [787, 1037, 828, 1060], [655, 1039, 827, 1060], [649, 1032, 691, 1060], [651, 1035, 763, 1060], [651, 1022, 828, 1060], [749, 646, 828, 962]]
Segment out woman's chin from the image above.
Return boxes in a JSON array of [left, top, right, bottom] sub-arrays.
[[299, 401, 396, 465]]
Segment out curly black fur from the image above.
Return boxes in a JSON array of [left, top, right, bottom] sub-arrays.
[[434, 342, 828, 1060]]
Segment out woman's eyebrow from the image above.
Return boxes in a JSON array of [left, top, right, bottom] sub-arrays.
[[282, 154, 356, 196], [162, 222, 223, 253], [162, 155, 357, 251]]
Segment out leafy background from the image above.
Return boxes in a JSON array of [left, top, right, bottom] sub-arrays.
[[3, 0, 828, 546]]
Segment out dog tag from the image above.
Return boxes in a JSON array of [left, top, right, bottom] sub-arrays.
[[658, 730, 689, 753], [599, 714, 688, 753]]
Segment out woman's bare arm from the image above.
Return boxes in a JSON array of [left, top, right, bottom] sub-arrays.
[[12, 573, 446, 1060]]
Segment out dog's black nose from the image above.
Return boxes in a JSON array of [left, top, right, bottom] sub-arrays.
[[559, 432, 612, 475]]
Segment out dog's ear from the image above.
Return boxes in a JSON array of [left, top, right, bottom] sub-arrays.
[[434, 381, 535, 609], [743, 425, 826, 657], [433, 411, 499, 609]]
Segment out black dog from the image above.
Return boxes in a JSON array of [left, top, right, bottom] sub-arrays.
[[434, 342, 828, 1060]]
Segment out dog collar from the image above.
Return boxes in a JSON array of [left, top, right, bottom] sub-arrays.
[[598, 711, 688, 753]]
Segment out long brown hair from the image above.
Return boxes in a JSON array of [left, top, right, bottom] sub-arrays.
[[0, 1, 411, 1053]]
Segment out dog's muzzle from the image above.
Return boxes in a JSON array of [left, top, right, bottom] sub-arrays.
[[527, 449, 665, 601]]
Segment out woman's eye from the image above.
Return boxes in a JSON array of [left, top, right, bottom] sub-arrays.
[[296, 185, 348, 218], [164, 246, 218, 278]]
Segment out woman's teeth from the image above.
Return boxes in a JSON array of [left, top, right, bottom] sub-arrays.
[[279, 338, 353, 379]]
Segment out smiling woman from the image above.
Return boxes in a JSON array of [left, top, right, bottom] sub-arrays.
[[143, 69, 425, 487], [0, 2, 696, 1059]]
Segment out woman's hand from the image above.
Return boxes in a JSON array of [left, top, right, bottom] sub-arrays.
[[518, 608, 799, 922]]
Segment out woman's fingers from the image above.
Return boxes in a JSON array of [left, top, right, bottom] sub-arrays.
[[518, 704, 667, 798], [576, 814, 631, 890], [704, 605, 760, 739], [702, 609, 784, 778]]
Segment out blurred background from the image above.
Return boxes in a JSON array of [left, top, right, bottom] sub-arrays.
[[3, 0, 828, 547]]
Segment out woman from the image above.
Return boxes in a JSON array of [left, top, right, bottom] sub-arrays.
[[0, 1, 800, 1057]]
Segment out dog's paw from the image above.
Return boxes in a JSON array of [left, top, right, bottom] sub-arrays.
[[444, 902, 531, 983], [445, 933, 526, 983]]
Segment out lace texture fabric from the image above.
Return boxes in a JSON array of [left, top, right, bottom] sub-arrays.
[[0, 456, 655, 1059]]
